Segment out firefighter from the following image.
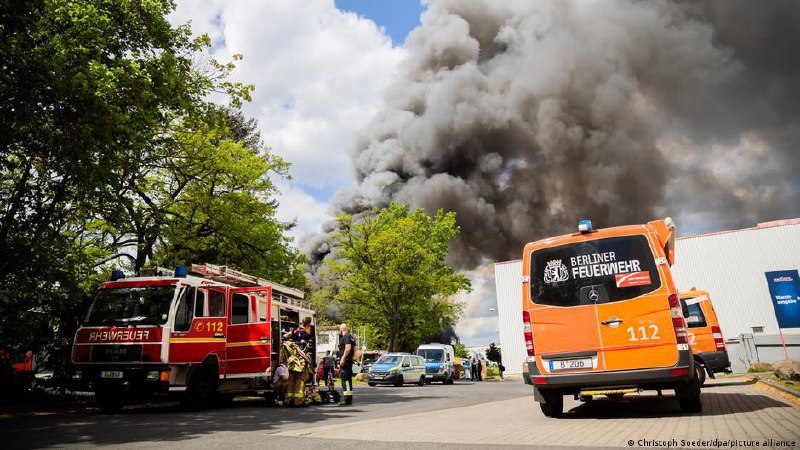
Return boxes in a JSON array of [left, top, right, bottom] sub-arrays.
[[338, 323, 356, 406], [292, 317, 313, 345], [280, 340, 313, 406]]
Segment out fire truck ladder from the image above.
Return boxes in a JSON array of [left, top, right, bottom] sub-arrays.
[[190, 263, 310, 309]]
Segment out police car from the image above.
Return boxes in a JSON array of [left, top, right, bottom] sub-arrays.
[[367, 353, 426, 387]]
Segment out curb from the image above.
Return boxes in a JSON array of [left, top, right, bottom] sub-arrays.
[[748, 376, 800, 399]]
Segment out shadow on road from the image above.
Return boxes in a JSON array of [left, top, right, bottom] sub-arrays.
[[563, 391, 791, 419], [0, 387, 443, 448]]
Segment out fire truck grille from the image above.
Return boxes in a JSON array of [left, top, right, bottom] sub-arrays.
[[91, 344, 143, 362]]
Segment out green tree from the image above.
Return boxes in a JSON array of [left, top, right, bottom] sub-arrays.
[[149, 109, 305, 287], [453, 342, 470, 359], [0, 0, 288, 386], [485, 342, 501, 364], [323, 203, 471, 352]]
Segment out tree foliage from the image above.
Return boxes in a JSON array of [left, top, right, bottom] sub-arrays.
[[453, 342, 470, 359], [322, 203, 471, 352], [0, 0, 302, 386], [485, 342, 501, 364]]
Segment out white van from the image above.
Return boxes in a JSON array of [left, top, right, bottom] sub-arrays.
[[416, 343, 456, 384]]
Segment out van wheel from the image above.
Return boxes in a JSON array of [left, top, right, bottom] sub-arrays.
[[695, 361, 707, 386], [368, 382, 377, 387], [539, 390, 563, 418], [418, 376, 425, 386], [676, 369, 702, 413], [183, 365, 218, 410], [95, 386, 125, 413], [393, 375, 404, 387]]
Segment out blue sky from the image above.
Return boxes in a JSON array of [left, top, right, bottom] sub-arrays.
[[336, 0, 426, 45]]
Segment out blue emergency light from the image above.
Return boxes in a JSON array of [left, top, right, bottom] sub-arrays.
[[578, 220, 593, 233], [110, 270, 125, 281], [174, 266, 188, 278]]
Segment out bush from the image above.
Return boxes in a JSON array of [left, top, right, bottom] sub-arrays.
[[748, 362, 772, 373], [772, 360, 800, 381]]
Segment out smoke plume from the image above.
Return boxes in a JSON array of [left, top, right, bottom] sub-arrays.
[[305, 0, 800, 270]]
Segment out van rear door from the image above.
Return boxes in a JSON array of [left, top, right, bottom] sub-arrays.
[[593, 235, 678, 371], [528, 243, 604, 374], [528, 233, 677, 373]]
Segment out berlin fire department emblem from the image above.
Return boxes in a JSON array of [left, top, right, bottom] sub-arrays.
[[544, 259, 569, 283]]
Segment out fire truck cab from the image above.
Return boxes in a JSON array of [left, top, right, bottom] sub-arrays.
[[71, 263, 315, 412]]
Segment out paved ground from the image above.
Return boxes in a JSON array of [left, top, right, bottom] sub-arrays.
[[2, 377, 798, 449]]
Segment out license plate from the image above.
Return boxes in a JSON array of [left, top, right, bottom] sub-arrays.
[[101, 371, 123, 379], [549, 358, 592, 371]]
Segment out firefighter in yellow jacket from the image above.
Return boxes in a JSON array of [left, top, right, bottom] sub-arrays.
[[280, 340, 313, 406]]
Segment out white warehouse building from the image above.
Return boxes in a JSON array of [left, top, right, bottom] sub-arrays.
[[495, 218, 800, 374]]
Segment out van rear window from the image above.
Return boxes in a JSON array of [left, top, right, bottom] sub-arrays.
[[530, 235, 661, 307], [680, 298, 707, 328]]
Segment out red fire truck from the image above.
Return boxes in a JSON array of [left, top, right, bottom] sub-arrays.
[[71, 263, 316, 412]]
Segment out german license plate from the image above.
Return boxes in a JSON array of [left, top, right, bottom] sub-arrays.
[[101, 371, 123, 379], [549, 358, 592, 371]]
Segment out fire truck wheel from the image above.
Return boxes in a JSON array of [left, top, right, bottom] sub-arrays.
[[216, 393, 234, 407], [95, 387, 124, 413], [183, 365, 218, 410]]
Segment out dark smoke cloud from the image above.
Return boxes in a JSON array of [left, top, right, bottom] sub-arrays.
[[306, 0, 800, 270]]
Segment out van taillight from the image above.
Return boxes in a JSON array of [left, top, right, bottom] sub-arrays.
[[668, 294, 688, 344], [712, 325, 726, 351], [522, 310, 535, 356]]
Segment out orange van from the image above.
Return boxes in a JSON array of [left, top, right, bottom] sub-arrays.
[[679, 289, 731, 385], [522, 219, 702, 417]]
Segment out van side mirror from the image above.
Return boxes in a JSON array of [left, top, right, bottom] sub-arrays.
[[402, 362, 410, 367]]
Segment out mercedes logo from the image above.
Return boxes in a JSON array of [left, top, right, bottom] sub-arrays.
[[588, 289, 600, 301]]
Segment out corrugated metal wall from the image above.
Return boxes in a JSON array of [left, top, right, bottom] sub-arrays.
[[494, 222, 800, 374], [495, 260, 525, 374], [672, 222, 800, 339]]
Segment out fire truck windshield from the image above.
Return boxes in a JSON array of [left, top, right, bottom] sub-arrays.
[[84, 286, 176, 326]]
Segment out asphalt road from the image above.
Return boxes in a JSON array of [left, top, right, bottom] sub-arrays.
[[1, 380, 527, 449], [3, 378, 798, 449]]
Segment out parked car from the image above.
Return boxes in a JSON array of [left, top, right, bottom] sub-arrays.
[[368, 354, 426, 387]]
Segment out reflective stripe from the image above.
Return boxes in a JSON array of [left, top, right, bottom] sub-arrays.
[[343, 390, 353, 395]]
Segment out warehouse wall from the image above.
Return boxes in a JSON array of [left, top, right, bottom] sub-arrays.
[[495, 260, 525, 374], [671, 221, 800, 339]]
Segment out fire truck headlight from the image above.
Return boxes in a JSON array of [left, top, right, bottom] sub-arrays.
[[72, 371, 82, 381], [146, 371, 159, 381]]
